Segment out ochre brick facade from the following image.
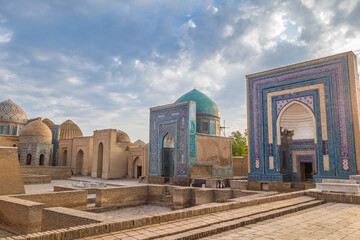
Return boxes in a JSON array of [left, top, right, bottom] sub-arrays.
[[0, 147, 25, 195]]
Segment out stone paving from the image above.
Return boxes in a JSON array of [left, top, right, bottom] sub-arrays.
[[24, 176, 143, 194], [95, 205, 172, 219], [203, 203, 360, 240]]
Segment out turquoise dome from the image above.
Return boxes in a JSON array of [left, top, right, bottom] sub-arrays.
[[175, 89, 220, 117], [0, 99, 28, 124]]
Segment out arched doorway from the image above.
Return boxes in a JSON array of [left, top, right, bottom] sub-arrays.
[[161, 133, 174, 177], [39, 154, 45, 166], [76, 150, 84, 175], [26, 154, 32, 165], [63, 150, 68, 166], [277, 102, 316, 181], [133, 157, 142, 178], [97, 143, 103, 178]]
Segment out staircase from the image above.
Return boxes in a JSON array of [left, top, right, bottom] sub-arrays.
[[100, 195, 323, 240]]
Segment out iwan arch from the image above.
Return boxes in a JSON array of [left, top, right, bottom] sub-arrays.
[[247, 51, 360, 182]]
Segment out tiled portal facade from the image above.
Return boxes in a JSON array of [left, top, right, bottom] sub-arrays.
[[247, 52, 360, 182]]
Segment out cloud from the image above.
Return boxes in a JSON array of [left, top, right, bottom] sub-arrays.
[[0, 0, 359, 142]]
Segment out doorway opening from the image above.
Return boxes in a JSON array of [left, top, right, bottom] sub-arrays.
[[76, 150, 84, 175], [161, 133, 174, 178], [300, 162, 313, 182], [137, 166, 142, 178], [39, 154, 45, 166]]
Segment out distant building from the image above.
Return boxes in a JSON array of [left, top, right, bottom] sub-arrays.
[[149, 89, 233, 186]]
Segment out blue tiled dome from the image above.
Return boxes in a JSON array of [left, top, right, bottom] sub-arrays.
[[175, 89, 220, 117], [0, 99, 28, 124]]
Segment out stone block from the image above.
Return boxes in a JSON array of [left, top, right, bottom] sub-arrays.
[[206, 179, 221, 188], [350, 175, 360, 184], [314, 182, 360, 193], [230, 180, 247, 189], [0, 196, 43, 234], [172, 187, 192, 207], [195, 188, 214, 205], [213, 189, 233, 202]]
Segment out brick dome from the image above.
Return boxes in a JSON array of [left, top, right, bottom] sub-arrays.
[[42, 118, 55, 127], [59, 120, 83, 140], [116, 130, 131, 143], [20, 120, 52, 137]]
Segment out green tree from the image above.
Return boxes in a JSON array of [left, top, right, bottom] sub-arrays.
[[231, 130, 248, 156]]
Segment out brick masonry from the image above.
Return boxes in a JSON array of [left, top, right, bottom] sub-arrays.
[[0, 147, 25, 196]]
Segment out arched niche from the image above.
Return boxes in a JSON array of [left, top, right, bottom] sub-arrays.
[[277, 101, 316, 144]]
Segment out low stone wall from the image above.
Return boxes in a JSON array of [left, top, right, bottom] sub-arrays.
[[307, 191, 360, 204], [0, 196, 43, 234], [13, 190, 87, 209], [247, 181, 292, 191], [95, 185, 147, 207], [233, 155, 248, 176], [22, 174, 51, 185], [20, 166, 71, 180], [42, 207, 101, 231], [54, 185, 97, 194], [12, 191, 307, 239]]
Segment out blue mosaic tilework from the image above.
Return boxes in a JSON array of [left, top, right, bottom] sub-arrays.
[[248, 56, 357, 182]]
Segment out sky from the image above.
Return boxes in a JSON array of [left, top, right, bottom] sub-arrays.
[[0, 0, 359, 142]]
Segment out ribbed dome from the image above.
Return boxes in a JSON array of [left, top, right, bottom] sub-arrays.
[[116, 130, 131, 143], [134, 139, 146, 146], [280, 103, 315, 140], [0, 99, 28, 124], [42, 118, 55, 127], [20, 120, 52, 137], [59, 120, 83, 139], [175, 89, 220, 117]]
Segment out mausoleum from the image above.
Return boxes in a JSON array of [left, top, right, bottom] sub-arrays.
[[247, 51, 360, 182], [149, 89, 232, 185]]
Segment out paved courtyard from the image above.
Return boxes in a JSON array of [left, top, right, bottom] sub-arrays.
[[24, 176, 143, 194], [96, 205, 172, 220], [204, 203, 360, 240]]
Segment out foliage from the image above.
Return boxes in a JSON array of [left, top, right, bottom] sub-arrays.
[[231, 130, 248, 156]]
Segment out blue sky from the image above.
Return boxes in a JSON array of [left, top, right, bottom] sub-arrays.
[[0, 0, 359, 142]]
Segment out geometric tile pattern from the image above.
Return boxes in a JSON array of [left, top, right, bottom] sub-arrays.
[[247, 54, 358, 182]]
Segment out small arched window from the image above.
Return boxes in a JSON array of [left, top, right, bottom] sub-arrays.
[[26, 154, 32, 165], [39, 154, 45, 166]]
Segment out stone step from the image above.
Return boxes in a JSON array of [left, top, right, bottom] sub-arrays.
[[99, 196, 322, 240], [156, 199, 323, 240]]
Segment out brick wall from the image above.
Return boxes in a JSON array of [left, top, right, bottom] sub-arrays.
[[95, 185, 147, 207], [0, 196, 43, 234], [13, 190, 87, 208], [20, 166, 71, 179], [0, 135, 19, 147], [42, 207, 101, 231], [233, 155, 248, 176], [0, 147, 25, 195]]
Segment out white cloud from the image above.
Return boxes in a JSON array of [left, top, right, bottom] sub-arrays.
[[67, 77, 83, 86], [0, 32, 11, 43], [187, 19, 196, 29]]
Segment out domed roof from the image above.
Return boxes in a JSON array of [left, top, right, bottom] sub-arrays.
[[59, 120, 83, 139], [134, 139, 146, 146], [42, 118, 55, 127], [20, 120, 52, 137], [116, 130, 131, 143], [174, 89, 220, 117], [0, 99, 28, 124]]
